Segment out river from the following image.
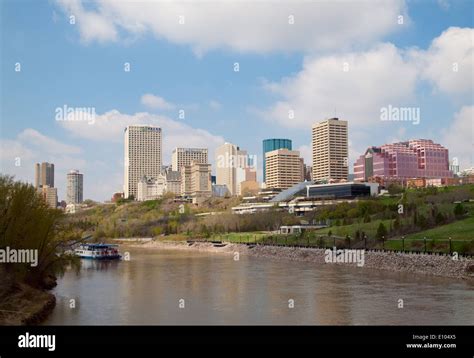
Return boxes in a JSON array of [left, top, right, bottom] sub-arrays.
[[44, 247, 474, 325]]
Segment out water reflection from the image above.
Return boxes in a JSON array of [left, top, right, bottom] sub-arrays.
[[44, 248, 474, 325]]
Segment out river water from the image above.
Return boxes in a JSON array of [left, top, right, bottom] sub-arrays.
[[44, 248, 474, 325]]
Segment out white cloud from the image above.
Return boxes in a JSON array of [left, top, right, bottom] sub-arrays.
[[443, 106, 474, 169], [412, 27, 474, 95], [58, 109, 225, 163], [55, 0, 408, 54], [57, 0, 118, 43], [0, 129, 85, 201], [18, 128, 82, 155], [141, 93, 175, 110], [261, 43, 418, 129]]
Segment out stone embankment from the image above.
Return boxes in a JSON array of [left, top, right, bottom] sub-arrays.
[[128, 240, 474, 280]]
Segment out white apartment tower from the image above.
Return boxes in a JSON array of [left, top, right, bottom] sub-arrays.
[[171, 148, 208, 171], [215, 142, 248, 196], [124, 125, 162, 199], [312, 118, 348, 182], [66, 169, 83, 204]]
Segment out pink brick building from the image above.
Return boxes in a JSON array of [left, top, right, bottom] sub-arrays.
[[354, 139, 453, 181]]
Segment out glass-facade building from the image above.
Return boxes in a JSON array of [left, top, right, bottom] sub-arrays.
[[262, 138, 292, 182], [306, 183, 370, 199]]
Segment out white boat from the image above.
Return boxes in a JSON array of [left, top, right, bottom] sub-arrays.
[[74, 243, 121, 260]]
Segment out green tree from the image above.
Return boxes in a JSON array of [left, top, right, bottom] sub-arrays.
[[435, 212, 445, 225], [376, 222, 387, 240], [387, 183, 404, 195], [0, 175, 80, 288], [454, 203, 465, 218]]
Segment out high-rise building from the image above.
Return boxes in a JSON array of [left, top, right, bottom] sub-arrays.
[[215, 142, 248, 196], [312, 118, 348, 182], [181, 161, 211, 198], [190, 161, 212, 198], [38, 186, 57, 208], [35, 162, 54, 188], [354, 139, 453, 181], [265, 148, 304, 189], [67, 170, 83, 204], [171, 148, 208, 172], [124, 125, 162, 199], [262, 139, 292, 183]]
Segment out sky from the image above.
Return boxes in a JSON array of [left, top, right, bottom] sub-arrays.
[[0, 0, 473, 202]]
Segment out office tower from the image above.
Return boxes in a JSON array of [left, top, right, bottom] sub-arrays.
[[35, 162, 54, 188], [354, 140, 453, 181], [312, 118, 348, 182], [171, 148, 208, 172], [215, 142, 247, 196], [67, 169, 83, 204], [124, 125, 162, 199], [262, 139, 292, 183], [265, 148, 304, 189], [39, 186, 58, 208]]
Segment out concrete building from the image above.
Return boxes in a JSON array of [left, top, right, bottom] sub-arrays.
[[262, 139, 292, 183], [191, 161, 212, 198], [182, 161, 212, 200], [171, 148, 208, 172], [353, 140, 453, 181], [165, 170, 182, 195], [38, 185, 57, 208], [137, 174, 167, 201], [265, 148, 304, 190], [181, 165, 193, 197], [236, 167, 258, 195], [312, 118, 348, 182], [215, 142, 249, 196], [124, 125, 162, 199], [35, 162, 54, 188], [66, 170, 83, 204]]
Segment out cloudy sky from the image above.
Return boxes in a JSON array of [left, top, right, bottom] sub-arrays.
[[1, 0, 473, 201]]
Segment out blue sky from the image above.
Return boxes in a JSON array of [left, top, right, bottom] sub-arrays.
[[1, 0, 473, 201]]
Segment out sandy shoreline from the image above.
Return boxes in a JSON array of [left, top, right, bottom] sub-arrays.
[[122, 239, 474, 280]]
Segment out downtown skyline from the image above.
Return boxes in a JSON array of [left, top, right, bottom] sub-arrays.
[[1, 0, 472, 201]]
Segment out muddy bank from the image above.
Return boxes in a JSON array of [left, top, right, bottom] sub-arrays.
[[125, 240, 474, 280], [0, 276, 57, 326]]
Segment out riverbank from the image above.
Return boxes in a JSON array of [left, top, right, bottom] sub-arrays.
[[124, 240, 474, 280], [0, 281, 56, 325]]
